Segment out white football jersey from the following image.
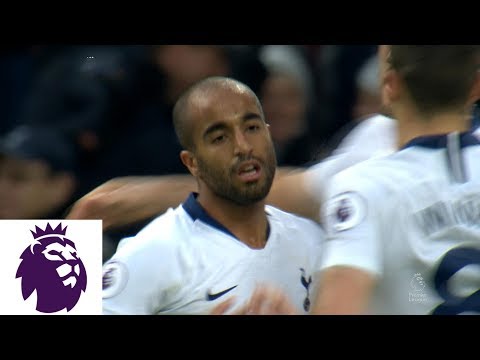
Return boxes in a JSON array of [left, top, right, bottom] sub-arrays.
[[102, 193, 325, 315], [321, 131, 480, 315]]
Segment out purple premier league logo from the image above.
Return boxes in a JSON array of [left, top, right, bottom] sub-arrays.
[[15, 223, 87, 313]]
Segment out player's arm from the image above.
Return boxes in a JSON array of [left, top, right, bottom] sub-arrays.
[[311, 266, 376, 314], [66, 167, 321, 230], [67, 175, 197, 230], [267, 167, 320, 221], [66, 115, 391, 229], [310, 170, 383, 315]]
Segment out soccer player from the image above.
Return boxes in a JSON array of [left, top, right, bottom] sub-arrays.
[[102, 77, 324, 315], [248, 45, 480, 315], [311, 45, 480, 315]]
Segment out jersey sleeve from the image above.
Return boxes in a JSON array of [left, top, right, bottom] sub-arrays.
[[319, 169, 384, 276], [102, 228, 183, 315]]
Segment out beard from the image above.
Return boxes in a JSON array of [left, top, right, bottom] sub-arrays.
[[196, 148, 277, 206]]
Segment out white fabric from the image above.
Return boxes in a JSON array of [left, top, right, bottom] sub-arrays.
[[320, 133, 480, 314], [102, 201, 325, 315]]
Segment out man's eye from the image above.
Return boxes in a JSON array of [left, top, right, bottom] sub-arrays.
[[212, 135, 226, 144], [247, 125, 260, 132]]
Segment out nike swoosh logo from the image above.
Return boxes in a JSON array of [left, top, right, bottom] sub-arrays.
[[206, 285, 238, 301]]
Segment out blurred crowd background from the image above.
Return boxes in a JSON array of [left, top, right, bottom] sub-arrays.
[[0, 44, 382, 246]]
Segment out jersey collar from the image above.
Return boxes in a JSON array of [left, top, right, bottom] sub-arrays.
[[182, 192, 271, 241], [182, 193, 238, 239], [401, 131, 480, 150]]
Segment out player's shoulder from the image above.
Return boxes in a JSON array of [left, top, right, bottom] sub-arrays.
[[355, 114, 396, 134], [328, 152, 408, 200], [114, 204, 192, 257], [103, 205, 197, 297], [265, 205, 325, 234], [473, 126, 480, 139], [265, 204, 315, 224], [337, 114, 396, 151], [331, 154, 392, 182]]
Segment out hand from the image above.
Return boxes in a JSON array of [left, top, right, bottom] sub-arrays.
[[210, 297, 241, 315], [210, 285, 299, 315], [244, 285, 299, 315]]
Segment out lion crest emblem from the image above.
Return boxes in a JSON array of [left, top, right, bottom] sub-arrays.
[[410, 273, 426, 292], [16, 223, 87, 313]]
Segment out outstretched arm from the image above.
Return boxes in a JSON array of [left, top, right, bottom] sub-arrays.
[[67, 175, 197, 230], [267, 168, 320, 221], [66, 167, 320, 230], [66, 115, 395, 229]]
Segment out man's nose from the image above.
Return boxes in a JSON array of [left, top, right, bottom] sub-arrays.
[[233, 129, 253, 156]]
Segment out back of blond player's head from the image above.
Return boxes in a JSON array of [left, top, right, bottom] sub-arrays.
[[388, 45, 480, 117]]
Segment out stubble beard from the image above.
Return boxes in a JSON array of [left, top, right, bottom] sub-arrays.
[[197, 150, 277, 207]]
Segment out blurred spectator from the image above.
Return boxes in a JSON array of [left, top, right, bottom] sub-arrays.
[[351, 54, 382, 121], [314, 45, 378, 154], [18, 45, 267, 196], [153, 45, 230, 105], [0, 124, 118, 262], [0, 125, 77, 219], [324, 53, 384, 152], [0, 47, 41, 136], [153, 45, 267, 104], [259, 45, 321, 166], [14, 46, 167, 197], [0, 46, 71, 136]]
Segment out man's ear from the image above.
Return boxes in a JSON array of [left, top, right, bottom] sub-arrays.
[[468, 70, 480, 105], [382, 68, 403, 107], [180, 150, 198, 177]]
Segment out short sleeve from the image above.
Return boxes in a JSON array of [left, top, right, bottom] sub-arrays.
[[102, 233, 182, 315], [319, 171, 384, 276]]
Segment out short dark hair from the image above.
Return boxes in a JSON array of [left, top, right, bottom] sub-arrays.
[[389, 45, 480, 116], [172, 76, 263, 151]]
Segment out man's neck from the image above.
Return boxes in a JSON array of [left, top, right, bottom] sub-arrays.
[[197, 193, 269, 249], [395, 107, 471, 149]]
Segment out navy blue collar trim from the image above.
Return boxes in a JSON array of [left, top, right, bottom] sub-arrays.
[[402, 132, 480, 150], [182, 193, 237, 239], [182, 193, 270, 241]]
